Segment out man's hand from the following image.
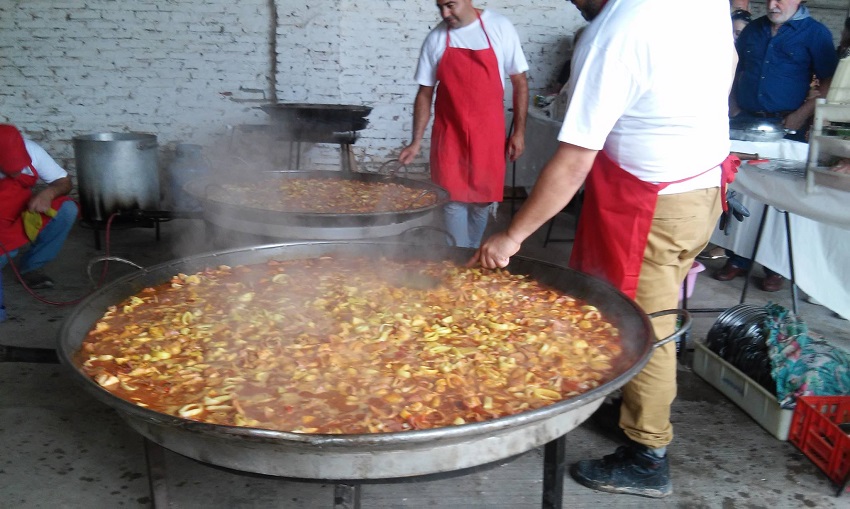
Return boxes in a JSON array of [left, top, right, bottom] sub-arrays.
[[26, 176, 71, 214], [399, 140, 421, 166], [28, 189, 55, 214], [467, 231, 521, 269], [783, 110, 807, 132], [507, 132, 525, 162]]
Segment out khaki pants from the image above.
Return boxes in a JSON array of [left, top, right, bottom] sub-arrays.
[[620, 187, 722, 449]]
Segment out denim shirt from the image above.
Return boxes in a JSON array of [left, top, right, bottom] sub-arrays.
[[735, 8, 837, 114]]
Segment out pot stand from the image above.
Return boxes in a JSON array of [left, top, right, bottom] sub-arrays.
[[79, 215, 166, 251], [141, 435, 570, 509]]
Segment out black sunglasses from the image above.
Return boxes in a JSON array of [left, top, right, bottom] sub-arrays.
[[731, 9, 752, 23]]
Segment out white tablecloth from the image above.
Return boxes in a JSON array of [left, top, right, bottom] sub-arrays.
[[710, 139, 850, 320]]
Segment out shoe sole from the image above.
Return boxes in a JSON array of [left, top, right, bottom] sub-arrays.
[[570, 474, 672, 498], [569, 465, 672, 499]]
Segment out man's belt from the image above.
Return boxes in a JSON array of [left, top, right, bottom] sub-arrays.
[[747, 110, 792, 119]]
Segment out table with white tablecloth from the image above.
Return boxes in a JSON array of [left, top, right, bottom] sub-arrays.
[[710, 139, 850, 320]]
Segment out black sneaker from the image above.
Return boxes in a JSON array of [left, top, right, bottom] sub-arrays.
[[570, 444, 672, 498], [21, 269, 55, 290]]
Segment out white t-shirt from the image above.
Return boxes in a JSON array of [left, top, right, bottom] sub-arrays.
[[414, 10, 529, 88], [559, 0, 735, 194], [0, 139, 68, 184]]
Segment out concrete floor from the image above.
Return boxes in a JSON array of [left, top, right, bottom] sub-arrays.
[[1, 204, 848, 508]]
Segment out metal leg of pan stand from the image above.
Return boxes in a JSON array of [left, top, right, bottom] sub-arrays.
[[511, 159, 519, 218], [740, 204, 770, 304], [541, 435, 566, 509], [333, 483, 361, 509], [543, 192, 581, 247], [340, 143, 352, 173], [144, 438, 170, 509], [295, 141, 302, 171], [93, 228, 102, 251], [542, 218, 556, 248], [506, 116, 520, 218], [782, 210, 799, 315]]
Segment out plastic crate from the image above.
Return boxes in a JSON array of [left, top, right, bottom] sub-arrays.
[[788, 396, 850, 495], [692, 341, 793, 440]]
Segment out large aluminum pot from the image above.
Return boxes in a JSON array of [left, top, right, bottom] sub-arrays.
[[73, 132, 160, 222], [57, 241, 684, 480], [183, 171, 450, 240]]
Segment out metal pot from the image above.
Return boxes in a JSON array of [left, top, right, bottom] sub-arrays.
[[57, 241, 687, 480], [729, 117, 796, 142], [73, 132, 160, 222], [183, 171, 450, 240]]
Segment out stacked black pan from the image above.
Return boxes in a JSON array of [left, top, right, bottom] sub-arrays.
[[705, 304, 775, 393]]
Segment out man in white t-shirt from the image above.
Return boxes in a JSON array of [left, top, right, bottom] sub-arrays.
[[0, 124, 78, 318], [398, 0, 528, 248], [472, 0, 738, 498]]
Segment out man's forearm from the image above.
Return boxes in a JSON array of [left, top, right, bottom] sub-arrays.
[[506, 143, 595, 243], [43, 177, 72, 201], [510, 73, 529, 136], [788, 77, 830, 130], [410, 86, 434, 143]]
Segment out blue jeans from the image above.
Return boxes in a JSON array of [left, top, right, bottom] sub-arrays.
[[442, 201, 493, 248], [0, 201, 78, 273]]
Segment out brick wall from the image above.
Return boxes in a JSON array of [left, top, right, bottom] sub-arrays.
[[1, 0, 846, 183], [1, 0, 582, 179]]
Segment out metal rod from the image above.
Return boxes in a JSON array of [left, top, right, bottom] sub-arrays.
[[144, 438, 170, 509], [333, 484, 361, 509], [295, 141, 302, 171], [542, 436, 566, 509], [783, 211, 799, 314], [741, 204, 770, 304]]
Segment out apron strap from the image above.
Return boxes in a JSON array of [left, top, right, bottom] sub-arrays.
[[445, 10, 492, 49]]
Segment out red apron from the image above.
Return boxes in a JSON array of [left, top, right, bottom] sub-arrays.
[[0, 166, 70, 254], [431, 11, 506, 203], [568, 151, 740, 299]]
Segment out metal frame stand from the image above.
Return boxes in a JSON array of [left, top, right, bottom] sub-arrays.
[[681, 205, 799, 320], [79, 218, 163, 251], [740, 204, 798, 314], [542, 192, 583, 247], [142, 435, 570, 509], [505, 117, 525, 218]]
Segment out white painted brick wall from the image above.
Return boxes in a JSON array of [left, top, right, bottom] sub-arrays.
[[1, 0, 846, 184]]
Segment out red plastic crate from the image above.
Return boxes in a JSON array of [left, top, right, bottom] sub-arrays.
[[788, 396, 850, 495]]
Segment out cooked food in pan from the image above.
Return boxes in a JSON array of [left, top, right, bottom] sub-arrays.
[[76, 256, 624, 434], [208, 178, 439, 213]]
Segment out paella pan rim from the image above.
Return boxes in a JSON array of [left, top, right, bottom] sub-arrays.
[[183, 170, 451, 229], [56, 241, 654, 451]]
